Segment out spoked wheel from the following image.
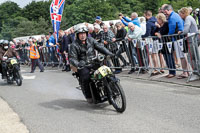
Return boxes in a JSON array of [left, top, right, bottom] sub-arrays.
[[108, 79, 126, 113], [15, 71, 22, 86]]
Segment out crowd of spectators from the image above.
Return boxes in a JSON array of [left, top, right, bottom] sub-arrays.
[[9, 28, 75, 72], [81, 4, 200, 81], [8, 4, 200, 80]]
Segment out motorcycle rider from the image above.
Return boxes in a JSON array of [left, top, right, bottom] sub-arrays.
[[0, 40, 20, 79], [69, 24, 114, 103]]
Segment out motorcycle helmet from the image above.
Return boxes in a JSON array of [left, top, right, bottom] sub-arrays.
[[3, 40, 9, 50], [75, 24, 88, 34], [74, 24, 89, 40]]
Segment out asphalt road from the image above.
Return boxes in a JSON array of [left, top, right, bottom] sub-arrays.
[[0, 67, 200, 133]]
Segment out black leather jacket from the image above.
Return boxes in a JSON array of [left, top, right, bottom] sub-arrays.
[[69, 37, 113, 67]]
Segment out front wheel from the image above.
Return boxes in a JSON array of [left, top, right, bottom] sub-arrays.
[[14, 70, 22, 86], [107, 78, 126, 113], [16, 72, 22, 86], [13, 65, 22, 86]]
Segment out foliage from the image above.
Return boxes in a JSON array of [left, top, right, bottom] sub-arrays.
[[64, 0, 117, 27], [0, 1, 21, 32], [21, 1, 51, 22]]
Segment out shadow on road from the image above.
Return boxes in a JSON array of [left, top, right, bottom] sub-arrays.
[[39, 98, 119, 115], [0, 80, 18, 87]]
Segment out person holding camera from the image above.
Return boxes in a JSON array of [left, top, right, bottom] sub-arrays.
[[119, 12, 141, 27]]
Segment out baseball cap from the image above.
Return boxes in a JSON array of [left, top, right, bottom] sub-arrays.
[[95, 16, 102, 21]]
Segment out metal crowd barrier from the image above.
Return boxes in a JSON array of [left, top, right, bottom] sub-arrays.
[[107, 33, 200, 82], [17, 46, 66, 69], [16, 33, 200, 82]]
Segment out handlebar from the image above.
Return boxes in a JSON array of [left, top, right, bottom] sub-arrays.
[[2, 57, 18, 63], [77, 54, 106, 70]]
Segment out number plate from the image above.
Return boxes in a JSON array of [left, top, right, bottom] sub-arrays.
[[98, 65, 112, 77], [10, 59, 17, 65]]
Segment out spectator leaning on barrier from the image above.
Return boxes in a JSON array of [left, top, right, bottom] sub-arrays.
[[87, 25, 95, 38], [188, 7, 193, 15], [140, 17, 146, 35], [127, 22, 143, 74], [109, 21, 117, 35], [68, 27, 75, 44], [119, 12, 141, 27], [45, 35, 51, 64], [142, 10, 159, 75], [170, 8, 189, 79], [37, 38, 44, 63], [196, 8, 200, 26], [154, 13, 169, 74], [21, 40, 29, 65], [102, 25, 115, 48], [15, 40, 23, 64], [179, 7, 200, 81], [58, 30, 70, 72], [102, 25, 120, 68], [93, 24, 104, 43], [48, 32, 58, 66], [160, 4, 169, 17], [64, 30, 68, 36], [41, 36, 46, 47], [162, 5, 179, 69], [122, 23, 129, 32], [142, 10, 157, 38], [95, 16, 104, 28], [112, 22, 129, 74], [163, 4, 184, 78]]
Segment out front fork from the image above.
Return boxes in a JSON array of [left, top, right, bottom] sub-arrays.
[[104, 75, 119, 104]]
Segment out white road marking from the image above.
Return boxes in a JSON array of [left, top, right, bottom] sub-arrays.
[[21, 70, 26, 72], [22, 75, 36, 80]]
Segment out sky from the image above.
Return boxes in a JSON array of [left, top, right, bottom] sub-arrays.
[[0, 0, 48, 8]]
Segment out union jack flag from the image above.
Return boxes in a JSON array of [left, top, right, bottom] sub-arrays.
[[50, 0, 65, 42]]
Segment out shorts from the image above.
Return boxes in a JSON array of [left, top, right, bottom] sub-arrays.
[[174, 41, 185, 58]]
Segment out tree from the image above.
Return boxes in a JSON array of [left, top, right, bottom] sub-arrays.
[[14, 20, 36, 37], [171, 0, 188, 12], [34, 17, 52, 35], [142, 0, 161, 14], [22, 1, 51, 22], [171, 0, 200, 12], [107, 0, 144, 16], [0, 17, 28, 40], [0, 1, 21, 32], [63, 0, 118, 27]]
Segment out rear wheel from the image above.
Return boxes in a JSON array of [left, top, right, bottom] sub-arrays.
[[108, 78, 126, 113]]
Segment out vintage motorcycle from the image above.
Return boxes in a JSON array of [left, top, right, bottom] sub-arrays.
[[2, 57, 22, 86], [72, 54, 126, 113]]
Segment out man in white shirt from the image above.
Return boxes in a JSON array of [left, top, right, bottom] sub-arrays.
[[127, 22, 143, 74]]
